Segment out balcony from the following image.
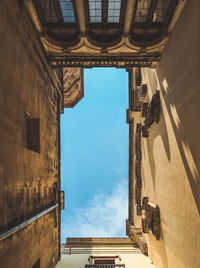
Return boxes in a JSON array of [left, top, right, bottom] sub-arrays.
[[85, 265, 125, 268]]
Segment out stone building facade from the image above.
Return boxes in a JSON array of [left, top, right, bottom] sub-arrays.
[[0, 0, 62, 267], [56, 238, 154, 268], [0, 0, 199, 268], [126, 1, 200, 267]]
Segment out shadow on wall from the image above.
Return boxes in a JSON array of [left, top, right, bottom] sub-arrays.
[[144, 69, 171, 191], [143, 63, 200, 215], [155, 0, 200, 215], [158, 74, 200, 215]]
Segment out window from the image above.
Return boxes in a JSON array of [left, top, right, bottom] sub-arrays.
[[95, 260, 115, 264], [135, 0, 151, 23], [26, 118, 40, 153], [32, 259, 40, 268], [108, 0, 121, 23], [153, 0, 170, 22], [59, 0, 75, 22], [89, 0, 102, 23]]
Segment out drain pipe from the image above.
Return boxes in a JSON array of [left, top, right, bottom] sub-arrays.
[[0, 203, 58, 242]]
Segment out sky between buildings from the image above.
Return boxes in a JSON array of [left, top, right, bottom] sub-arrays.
[[61, 68, 129, 243]]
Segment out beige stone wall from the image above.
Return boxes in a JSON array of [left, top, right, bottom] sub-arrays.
[[132, 0, 200, 267], [0, 0, 62, 267], [56, 245, 154, 268]]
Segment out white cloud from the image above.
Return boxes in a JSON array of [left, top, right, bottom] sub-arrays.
[[61, 179, 128, 241]]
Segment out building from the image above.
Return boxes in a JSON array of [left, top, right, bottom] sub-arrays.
[[56, 237, 154, 268], [0, 0, 199, 268], [126, 1, 200, 268]]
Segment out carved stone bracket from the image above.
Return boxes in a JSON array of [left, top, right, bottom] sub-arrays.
[[150, 90, 161, 122], [151, 206, 160, 240], [141, 198, 161, 240], [126, 220, 142, 245], [142, 90, 161, 137]]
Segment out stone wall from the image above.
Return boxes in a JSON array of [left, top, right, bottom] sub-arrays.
[[56, 243, 154, 268], [0, 0, 62, 267], [130, 0, 200, 267]]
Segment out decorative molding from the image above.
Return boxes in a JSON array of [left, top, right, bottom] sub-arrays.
[[25, 0, 184, 68], [135, 123, 142, 216], [141, 199, 161, 240], [142, 90, 161, 137], [65, 237, 136, 247], [135, 123, 142, 160], [49, 55, 160, 68], [63, 68, 84, 108], [126, 221, 142, 244]]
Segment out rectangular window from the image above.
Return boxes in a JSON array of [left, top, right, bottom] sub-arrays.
[[89, 0, 102, 23], [153, 0, 170, 22], [108, 0, 121, 23], [26, 118, 40, 153], [32, 259, 40, 268], [135, 0, 151, 23], [59, 0, 75, 22], [95, 260, 115, 264]]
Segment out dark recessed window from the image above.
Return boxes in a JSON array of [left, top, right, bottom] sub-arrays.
[[89, 0, 102, 23], [153, 0, 170, 22], [32, 259, 40, 268], [135, 0, 151, 23], [59, 0, 75, 22], [95, 259, 115, 264], [26, 118, 40, 153], [108, 0, 121, 23]]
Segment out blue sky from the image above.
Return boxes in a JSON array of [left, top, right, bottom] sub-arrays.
[[61, 68, 129, 243]]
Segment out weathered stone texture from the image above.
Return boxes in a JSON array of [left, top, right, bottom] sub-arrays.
[[130, 1, 200, 267], [63, 68, 84, 108], [0, 0, 61, 267], [0, 210, 59, 268]]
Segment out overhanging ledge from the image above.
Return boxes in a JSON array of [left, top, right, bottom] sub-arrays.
[[49, 55, 161, 68]]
